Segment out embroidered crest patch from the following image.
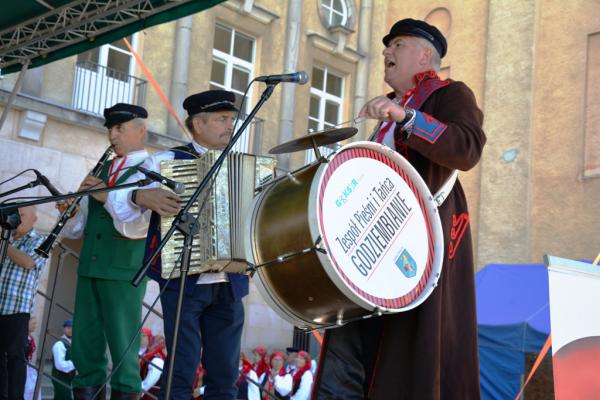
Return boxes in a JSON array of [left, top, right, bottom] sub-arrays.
[[395, 249, 417, 278]]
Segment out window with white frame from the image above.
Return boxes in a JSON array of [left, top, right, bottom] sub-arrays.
[[308, 66, 344, 132], [76, 35, 137, 80], [210, 24, 255, 114], [320, 0, 350, 27], [72, 34, 146, 115], [306, 66, 344, 164]]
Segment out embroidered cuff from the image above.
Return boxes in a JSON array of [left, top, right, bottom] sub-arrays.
[[410, 111, 448, 144]]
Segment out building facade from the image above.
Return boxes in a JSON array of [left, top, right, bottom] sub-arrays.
[[1, 0, 599, 355]]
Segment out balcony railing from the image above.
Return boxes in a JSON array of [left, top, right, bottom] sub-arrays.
[[72, 61, 147, 116]]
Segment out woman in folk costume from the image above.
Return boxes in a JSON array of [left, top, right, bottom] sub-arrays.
[[24, 317, 41, 400], [289, 351, 312, 400], [312, 18, 485, 400], [192, 362, 206, 400], [236, 353, 260, 400], [139, 328, 165, 399], [260, 352, 292, 400], [252, 346, 270, 379]]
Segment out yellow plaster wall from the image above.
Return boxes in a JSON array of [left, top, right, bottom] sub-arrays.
[[530, 0, 600, 261], [139, 22, 176, 135], [41, 58, 76, 106]]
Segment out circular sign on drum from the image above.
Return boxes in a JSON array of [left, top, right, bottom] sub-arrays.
[[316, 145, 437, 312]]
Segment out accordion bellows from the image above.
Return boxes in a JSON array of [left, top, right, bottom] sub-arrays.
[[159, 151, 276, 278]]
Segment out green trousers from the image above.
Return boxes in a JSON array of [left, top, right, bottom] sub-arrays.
[[71, 276, 146, 392]]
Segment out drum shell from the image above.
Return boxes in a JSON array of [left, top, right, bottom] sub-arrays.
[[247, 163, 367, 328]]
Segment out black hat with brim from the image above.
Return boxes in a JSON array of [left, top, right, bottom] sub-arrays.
[[285, 347, 301, 354], [103, 103, 148, 128], [382, 18, 447, 58], [183, 90, 239, 117]]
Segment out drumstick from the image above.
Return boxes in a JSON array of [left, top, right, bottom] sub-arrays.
[[333, 116, 367, 127]]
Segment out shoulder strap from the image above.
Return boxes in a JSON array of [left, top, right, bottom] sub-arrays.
[[433, 170, 458, 207], [114, 161, 144, 186], [405, 78, 450, 110], [171, 143, 200, 159]]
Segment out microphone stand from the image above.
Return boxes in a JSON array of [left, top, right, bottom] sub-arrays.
[[0, 178, 42, 199], [131, 83, 277, 399], [0, 179, 153, 269]]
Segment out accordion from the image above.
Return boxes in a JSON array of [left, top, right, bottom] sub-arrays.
[[159, 151, 276, 278]]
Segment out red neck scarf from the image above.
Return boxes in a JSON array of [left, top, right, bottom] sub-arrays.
[[254, 346, 269, 378], [292, 351, 312, 393], [238, 358, 255, 383], [139, 343, 166, 378], [27, 336, 35, 361], [399, 70, 441, 105], [107, 155, 127, 187]]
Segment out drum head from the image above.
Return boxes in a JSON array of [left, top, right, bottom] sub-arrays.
[[308, 141, 444, 313]]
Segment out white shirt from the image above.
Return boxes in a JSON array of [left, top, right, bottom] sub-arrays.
[[109, 141, 227, 285], [242, 369, 260, 400], [52, 335, 75, 373], [379, 96, 408, 149], [290, 371, 313, 400], [259, 372, 293, 397], [139, 347, 164, 392], [62, 150, 151, 239], [310, 359, 317, 375], [286, 364, 297, 375]]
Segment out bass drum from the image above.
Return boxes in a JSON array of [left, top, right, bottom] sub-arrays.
[[244, 141, 444, 329]]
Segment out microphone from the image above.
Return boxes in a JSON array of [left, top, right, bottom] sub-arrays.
[[136, 166, 186, 195], [33, 170, 62, 196], [255, 71, 309, 85]]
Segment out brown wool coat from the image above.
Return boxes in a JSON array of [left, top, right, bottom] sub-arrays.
[[314, 80, 486, 400]]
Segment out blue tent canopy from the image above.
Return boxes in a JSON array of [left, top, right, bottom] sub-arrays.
[[476, 264, 551, 400]]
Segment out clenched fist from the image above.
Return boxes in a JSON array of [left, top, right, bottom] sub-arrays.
[[134, 188, 181, 217]]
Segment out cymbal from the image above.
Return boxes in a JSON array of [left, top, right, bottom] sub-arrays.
[[269, 127, 357, 154]]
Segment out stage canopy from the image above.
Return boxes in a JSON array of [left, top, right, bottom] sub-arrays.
[[476, 263, 551, 400], [0, 0, 225, 74]]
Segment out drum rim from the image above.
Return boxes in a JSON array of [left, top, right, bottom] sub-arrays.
[[244, 175, 321, 329], [308, 141, 444, 313]]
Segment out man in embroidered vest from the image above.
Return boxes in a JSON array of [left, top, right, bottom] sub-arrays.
[[110, 90, 248, 400], [312, 19, 486, 400], [61, 103, 152, 399], [51, 320, 76, 400]]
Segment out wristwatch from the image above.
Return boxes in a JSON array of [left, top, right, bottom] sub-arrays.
[[130, 189, 139, 206], [398, 107, 416, 129]]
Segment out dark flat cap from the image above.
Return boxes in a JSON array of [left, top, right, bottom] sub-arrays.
[[383, 18, 447, 58], [103, 103, 148, 128], [285, 347, 301, 354], [183, 90, 239, 116]]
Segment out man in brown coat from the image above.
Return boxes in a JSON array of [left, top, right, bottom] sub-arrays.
[[312, 18, 486, 400]]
